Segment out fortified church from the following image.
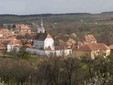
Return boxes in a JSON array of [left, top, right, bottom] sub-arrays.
[[26, 19, 71, 56], [32, 19, 55, 50]]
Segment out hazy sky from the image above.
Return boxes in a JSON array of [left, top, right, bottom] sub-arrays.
[[0, 0, 113, 15]]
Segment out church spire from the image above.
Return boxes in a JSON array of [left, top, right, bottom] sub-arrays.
[[37, 18, 46, 33], [41, 18, 43, 27]]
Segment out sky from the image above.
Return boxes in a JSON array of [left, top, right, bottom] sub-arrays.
[[0, 0, 113, 15]]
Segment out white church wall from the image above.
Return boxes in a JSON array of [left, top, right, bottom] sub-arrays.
[[26, 48, 72, 57], [45, 49, 72, 56], [9, 47, 72, 57], [7, 44, 14, 52], [13, 47, 20, 52], [54, 49, 72, 56], [26, 48, 46, 56], [44, 38, 55, 50]]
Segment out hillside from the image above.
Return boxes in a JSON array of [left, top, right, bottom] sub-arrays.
[[1, 12, 113, 45]]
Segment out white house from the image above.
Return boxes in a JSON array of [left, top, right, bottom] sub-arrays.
[[7, 40, 22, 52]]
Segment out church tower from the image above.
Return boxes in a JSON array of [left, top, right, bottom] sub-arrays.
[[33, 18, 55, 50], [37, 18, 46, 33]]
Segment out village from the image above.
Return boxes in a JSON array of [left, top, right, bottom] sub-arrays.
[[0, 19, 112, 59], [1, 0, 113, 84]]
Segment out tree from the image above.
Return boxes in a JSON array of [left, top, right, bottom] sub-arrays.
[[12, 60, 33, 85], [17, 48, 32, 60], [0, 58, 13, 84]]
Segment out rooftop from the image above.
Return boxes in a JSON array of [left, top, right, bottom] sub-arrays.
[[73, 43, 109, 51]]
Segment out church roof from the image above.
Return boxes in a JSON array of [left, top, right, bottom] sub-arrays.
[[47, 33, 52, 38], [34, 33, 47, 41], [34, 32, 53, 41], [34, 19, 52, 41]]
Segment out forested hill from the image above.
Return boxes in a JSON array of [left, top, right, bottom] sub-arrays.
[[0, 13, 91, 17], [0, 12, 113, 24], [0, 12, 113, 23]]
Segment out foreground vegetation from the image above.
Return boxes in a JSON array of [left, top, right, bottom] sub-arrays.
[[0, 50, 113, 85]]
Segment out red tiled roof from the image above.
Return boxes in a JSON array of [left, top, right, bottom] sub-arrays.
[[73, 43, 109, 51], [0, 44, 6, 50], [9, 40, 22, 46], [16, 24, 29, 29], [73, 44, 91, 51], [0, 29, 13, 37], [85, 35, 96, 42], [66, 38, 76, 46], [88, 43, 109, 50], [25, 44, 32, 48], [0, 40, 10, 47], [109, 45, 113, 49], [67, 41, 73, 46]]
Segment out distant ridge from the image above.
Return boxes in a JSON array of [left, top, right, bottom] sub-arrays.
[[0, 11, 113, 24], [1, 11, 113, 17], [101, 11, 113, 14], [0, 13, 91, 17]]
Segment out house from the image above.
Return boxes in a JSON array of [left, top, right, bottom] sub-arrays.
[[66, 38, 76, 48], [54, 46, 72, 56], [7, 40, 23, 52], [72, 43, 110, 59], [0, 40, 10, 46], [32, 19, 55, 50], [15, 24, 31, 35], [0, 28, 13, 37], [109, 44, 113, 54], [0, 44, 6, 52], [84, 35, 97, 44]]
